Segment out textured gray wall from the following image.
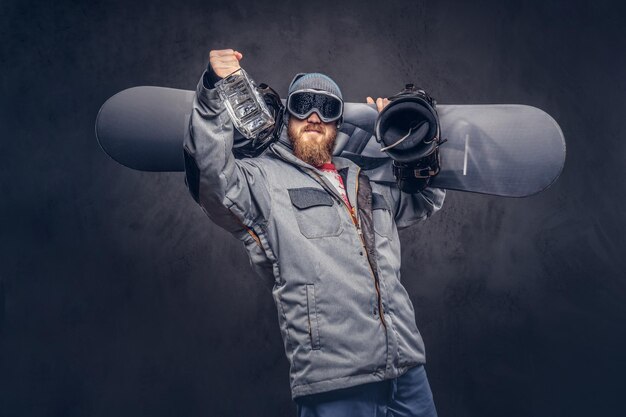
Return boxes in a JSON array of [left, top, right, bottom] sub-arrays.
[[1, 0, 625, 416]]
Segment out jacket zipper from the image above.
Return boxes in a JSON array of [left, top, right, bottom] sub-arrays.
[[351, 168, 387, 329], [314, 168, 387, 329], [231, 214, 262, 248], [246, 227, 262, 247]]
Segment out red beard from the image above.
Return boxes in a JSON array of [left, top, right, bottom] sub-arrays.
[[287, 120, 337, 167]]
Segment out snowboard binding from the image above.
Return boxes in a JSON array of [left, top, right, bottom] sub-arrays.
[[232, 83, 285, 159], [375, 84, 445, 192]]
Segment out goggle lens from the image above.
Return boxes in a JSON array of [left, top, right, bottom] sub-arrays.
[[288, 91, 343, 122]]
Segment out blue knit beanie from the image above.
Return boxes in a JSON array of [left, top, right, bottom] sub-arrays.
[[288, 73, 343, 99]]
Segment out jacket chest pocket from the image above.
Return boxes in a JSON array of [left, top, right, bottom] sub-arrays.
[[288, 187, 343, 239], [372, 192, 393, 238]]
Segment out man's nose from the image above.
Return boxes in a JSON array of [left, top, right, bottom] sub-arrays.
[[307, 112, 321, 123]]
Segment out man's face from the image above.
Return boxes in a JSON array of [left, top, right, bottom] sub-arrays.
[[287, 111, 337, 167]]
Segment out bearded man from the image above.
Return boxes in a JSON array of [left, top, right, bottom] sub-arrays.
[[183, 49, 445, 417]]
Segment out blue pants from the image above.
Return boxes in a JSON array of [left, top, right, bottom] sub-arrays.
[[295, 365, 437, 417]]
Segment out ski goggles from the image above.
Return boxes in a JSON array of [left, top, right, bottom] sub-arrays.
[[286, 89, 344, 123]]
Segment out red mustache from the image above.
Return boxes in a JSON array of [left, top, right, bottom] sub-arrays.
[[302, 125, 324, 134]]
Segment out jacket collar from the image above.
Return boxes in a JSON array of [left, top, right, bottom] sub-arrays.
[[269, 141, 361, 210]]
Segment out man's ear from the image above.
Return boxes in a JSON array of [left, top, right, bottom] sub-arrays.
[[336, 117, 343, 130]]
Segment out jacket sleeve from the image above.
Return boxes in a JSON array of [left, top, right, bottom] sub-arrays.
[[182, 71, 271, 236], [389, 186, 446, 230]]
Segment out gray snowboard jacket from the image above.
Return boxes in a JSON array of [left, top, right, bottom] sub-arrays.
[[182, 71, 445, 399]]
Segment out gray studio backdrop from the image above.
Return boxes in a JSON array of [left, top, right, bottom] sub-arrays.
[[1, 0, 625, 416]]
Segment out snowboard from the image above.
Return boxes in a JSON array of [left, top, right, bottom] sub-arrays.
[[95, 86, 566, 197]]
